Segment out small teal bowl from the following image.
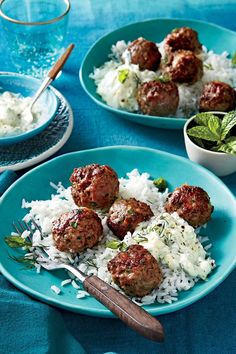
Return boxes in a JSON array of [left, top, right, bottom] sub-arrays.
[[0, 73, 58, 145]]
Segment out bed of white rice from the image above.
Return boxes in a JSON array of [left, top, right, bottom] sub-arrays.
[[90, 39, 236, 118], [20, 169, 215, 305]]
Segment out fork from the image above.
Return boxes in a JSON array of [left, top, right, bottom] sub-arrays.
[[13, 219, 164, 342]]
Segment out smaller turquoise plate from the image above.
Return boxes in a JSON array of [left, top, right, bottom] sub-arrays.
[[0, 73, 73, 172], [0, 146, 235, 318], [79, 18, 236, 129]]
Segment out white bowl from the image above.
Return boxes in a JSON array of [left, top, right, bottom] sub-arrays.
[[183, 112, 236, 177]]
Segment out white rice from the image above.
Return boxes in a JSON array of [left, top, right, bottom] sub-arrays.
[[21, 169, 215, 305], [51, 285, 61, 295], [61, 279, 72, 286], [90, 39, 236, 118]]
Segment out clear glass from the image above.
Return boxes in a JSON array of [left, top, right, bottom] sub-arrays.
[[0, 0, 70, 78]]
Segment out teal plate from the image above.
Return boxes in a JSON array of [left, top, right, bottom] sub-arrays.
[[0, 146, 235, 317], [79, 18, 236, 129]]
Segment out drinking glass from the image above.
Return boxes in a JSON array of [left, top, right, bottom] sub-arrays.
[[0, 0, 70, 78]]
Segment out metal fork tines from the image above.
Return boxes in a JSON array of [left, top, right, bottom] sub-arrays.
[[12, 219, 51, 263], [12, 219, 32, 239]]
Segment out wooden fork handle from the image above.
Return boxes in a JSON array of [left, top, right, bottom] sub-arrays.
[[48, 43, 75, 80], [83, 275, 164, 342]]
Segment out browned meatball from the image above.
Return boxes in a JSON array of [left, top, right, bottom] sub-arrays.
[[126, 37, 161, 71], [164, 184, 214, 227], [137, 80, 179, 116], [107, 244, 163, 297], [107, 198, 154, 240], [199, 81, 236, 112], [164, 27, 202, 59], [70, 164, 119, 209], [52, 208, 103, 253], [165, 50, 203, 84]]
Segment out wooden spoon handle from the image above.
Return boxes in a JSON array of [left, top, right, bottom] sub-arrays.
[[83, 275, 164, 342], [48, 43, 75, 80]]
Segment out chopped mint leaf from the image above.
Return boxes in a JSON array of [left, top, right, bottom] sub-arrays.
[[106, 240, 121, 249], [9, 254, 36, 269], [105, 239, 127, 251], [118, 69, 129, 84], [203, 63, 213, 70], [155, 74, 170, 83], [153, 178, 167, 191], [70, 222, 78, 229]]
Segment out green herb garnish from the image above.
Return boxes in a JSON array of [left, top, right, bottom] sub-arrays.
[[5, 235, 31, 249], [187, 111, 236, 155], [203, 63, 213, 70], [155, 74, 170, 83], [9, 254, 36, 269], [162, 56, 168, 65], [127, 208, 135, 215], [133, 235, 148, 244], [119, 242, 128, 251], [86, 259, 98, 270], [70, 222, 78, 229], [106, 239, 127, 251], [153, 177, 167, 191], [232, 52, 236, 65], [118, 69, 129, 84]]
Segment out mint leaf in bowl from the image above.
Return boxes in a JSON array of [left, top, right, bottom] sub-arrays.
[[186, 111, 236, 155]]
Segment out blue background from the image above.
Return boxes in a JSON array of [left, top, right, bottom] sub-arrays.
[[0, 0, 235, 353]]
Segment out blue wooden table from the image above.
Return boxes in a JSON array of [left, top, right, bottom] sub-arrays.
[[0, 1, 235, 353]]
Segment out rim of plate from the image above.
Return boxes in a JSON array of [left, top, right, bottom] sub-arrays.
[[0, 145, 235, 317]]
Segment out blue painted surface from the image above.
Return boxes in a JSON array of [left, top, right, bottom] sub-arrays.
[[0, 1, 235, 353]]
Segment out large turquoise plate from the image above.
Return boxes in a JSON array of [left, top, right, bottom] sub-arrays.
[[79, 18, 236, 129], [0, 146, 235, 317]]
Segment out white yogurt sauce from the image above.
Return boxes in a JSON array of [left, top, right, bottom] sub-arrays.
[[128, 212, 215, 280], [0, 91, 43, 137]]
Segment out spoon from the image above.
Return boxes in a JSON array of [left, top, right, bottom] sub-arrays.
[[25, 43, 74, 120]]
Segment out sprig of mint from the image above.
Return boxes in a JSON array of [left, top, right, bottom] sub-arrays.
[[187, 111, 236, 155], [9, 254, 36, 269], [5, 235, 32, 249]]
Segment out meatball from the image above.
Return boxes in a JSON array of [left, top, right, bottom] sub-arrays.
[[107, 244, 163, 297], [164, 184, 213, 227], [199, 81, 236, 112], [126, 37, 161, 71], [165, 50, 203, 84], [164, 27, 202, 59], [52, 208, 103, 253], [137, 80, 179, 116], [107, 198, 154, 240], [70, 164, 119, 209]]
